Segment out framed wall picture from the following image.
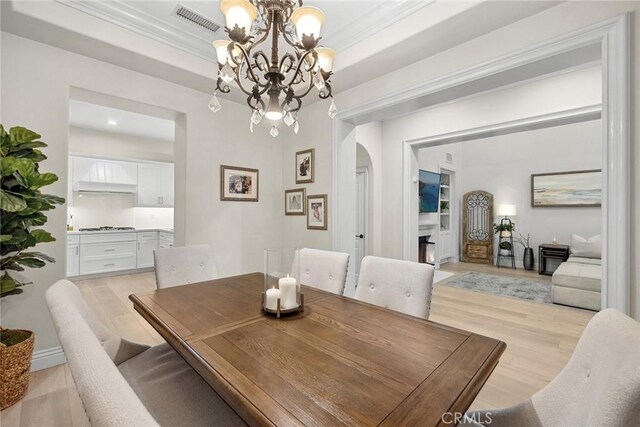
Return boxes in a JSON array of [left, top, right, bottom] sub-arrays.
[[295, 148, 314, 184], [285, 188, 306, 215], [220, 165, 259, 202], [531, 169, 601, 207], [306, 194, 328, 230]]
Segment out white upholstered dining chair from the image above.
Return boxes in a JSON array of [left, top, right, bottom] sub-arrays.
[[354, 256, 435, 319], [296, 248, 349, 294], [45, 280, 244, 426], [462, 308, 640, 426], [153, 244, 218, 289]]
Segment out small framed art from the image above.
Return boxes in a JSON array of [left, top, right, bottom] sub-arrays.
[[220, 165, 259, 202], [306, 194, 328, 230], [285, 188, 306, 215], [295, 148, 314, 184]]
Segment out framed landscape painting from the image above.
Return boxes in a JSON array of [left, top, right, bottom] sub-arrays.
[[307, 194, 327, 230], [220, 165, 259, 202], [295, 148, 314, 184], [285, 188, 306, 215], [531, 169, 601, 207]]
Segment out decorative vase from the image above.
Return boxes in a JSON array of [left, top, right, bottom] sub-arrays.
[[0, 328, 34, 409], [523, 248, 534, 270]]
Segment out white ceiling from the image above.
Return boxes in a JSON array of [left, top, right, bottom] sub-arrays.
[[2, 1, 564, 105], [56, 0, 413, 61], [69, 100, 175, 142]]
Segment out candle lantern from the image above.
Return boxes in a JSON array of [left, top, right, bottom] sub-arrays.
[[262, 248, 303, 317]]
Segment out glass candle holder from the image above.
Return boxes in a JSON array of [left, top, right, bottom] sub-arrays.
[[263, 247, 303, 317]]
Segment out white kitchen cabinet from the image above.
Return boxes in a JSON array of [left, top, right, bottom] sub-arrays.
[[79, 232, 137, 275], [72, 157, 137, 187], [159, 231, 174, 249], [137, 231, 158, 268], [66, 235, 80, 277], [136, 163, 174, 207], [67, 244, 79, 277]]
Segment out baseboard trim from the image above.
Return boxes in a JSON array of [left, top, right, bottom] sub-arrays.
[[31, 346, 66, 372]]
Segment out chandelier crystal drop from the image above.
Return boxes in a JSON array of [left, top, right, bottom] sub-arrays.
[[210, 0, 337, 135], [208, 93, 222, 112]]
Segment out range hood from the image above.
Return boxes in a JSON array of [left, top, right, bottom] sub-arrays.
[[73, 181, 137, 194]]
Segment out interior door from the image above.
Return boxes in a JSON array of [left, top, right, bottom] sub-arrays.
[[355, 169, 367, 282]]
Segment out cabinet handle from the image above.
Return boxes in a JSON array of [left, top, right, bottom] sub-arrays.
[[104, 263, 115, 267], [76, 247, 79, 255], [160, 196, 164, 204], [137, 242, 140, 250], [104, 248, 115, 252], [157, 196, 161, 204]]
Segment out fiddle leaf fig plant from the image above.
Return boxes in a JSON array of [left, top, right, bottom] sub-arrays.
[[0, 125, 64, 297]]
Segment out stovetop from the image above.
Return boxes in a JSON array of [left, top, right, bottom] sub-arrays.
[[78, 226, 136, 232]]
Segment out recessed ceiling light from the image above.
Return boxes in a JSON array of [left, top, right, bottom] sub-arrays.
[[108, 120, 118, 125]]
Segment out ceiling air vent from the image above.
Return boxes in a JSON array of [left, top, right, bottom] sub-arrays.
[[173, 5, 221, 33]]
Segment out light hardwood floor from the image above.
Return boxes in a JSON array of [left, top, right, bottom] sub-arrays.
[[1, 263, 594, 426]]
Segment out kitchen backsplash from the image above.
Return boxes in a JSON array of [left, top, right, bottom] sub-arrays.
[[68, 192, 173, 230]]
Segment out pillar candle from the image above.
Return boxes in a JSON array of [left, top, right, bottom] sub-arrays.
[[265, 287, 281, 311], [279, 275, 298, 309]]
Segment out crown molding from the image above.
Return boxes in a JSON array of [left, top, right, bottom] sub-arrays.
[[57, 0, 218, 62], [322, 0, 434, 53]]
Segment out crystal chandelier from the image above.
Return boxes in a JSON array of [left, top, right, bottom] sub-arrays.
[[208, 0, 337, 137]]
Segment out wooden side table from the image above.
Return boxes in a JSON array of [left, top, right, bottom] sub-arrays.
[[538, 244, 570, 275]]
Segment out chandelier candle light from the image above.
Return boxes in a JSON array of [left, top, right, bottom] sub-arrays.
[[209, 0, 337, 137]]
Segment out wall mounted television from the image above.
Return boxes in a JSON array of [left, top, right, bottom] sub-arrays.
[[419, 169, 441, 213]]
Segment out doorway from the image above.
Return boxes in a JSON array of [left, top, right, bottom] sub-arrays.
[[355, 168, 368, 283]]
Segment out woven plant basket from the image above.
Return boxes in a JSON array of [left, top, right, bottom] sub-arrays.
[[0, 328, 34, 410]]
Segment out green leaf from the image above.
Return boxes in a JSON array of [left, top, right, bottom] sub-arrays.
[[40, 193, 65, 205], [1, 260, 25, 271], [13, 257, 45, 268], [0, 189, 27, 212], [0, 272, 22, 297], [24, 173, 58, 189], [31, 229, 56, 243], [15, 158, 36, 177], [0, 235, 11, 242], [17, 251, 55, 263], [0, 158, 20, 176], [9, 127, 41, 143], [14, 141, 47, 150]]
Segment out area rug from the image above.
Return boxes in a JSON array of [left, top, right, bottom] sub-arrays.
[[441, 272, 552, 304]]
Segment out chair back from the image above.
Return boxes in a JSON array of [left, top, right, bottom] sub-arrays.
[[46, 280, 158, 426], [531, 308, 640, 426], [296, 248, 349, 294], [354, 256, 435, 319], [154, 244, 218, 289]]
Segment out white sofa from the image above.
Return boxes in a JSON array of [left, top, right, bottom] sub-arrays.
[[552, 256, 601, 310]]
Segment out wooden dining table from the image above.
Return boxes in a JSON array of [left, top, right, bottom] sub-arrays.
[[130, 273, 506, 426]]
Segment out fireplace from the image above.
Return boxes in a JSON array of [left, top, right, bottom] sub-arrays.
[[418, 235, 436, 265]]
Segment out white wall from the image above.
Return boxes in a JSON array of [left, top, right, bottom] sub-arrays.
[[69, 126, 173, 162], [280, 102, 333, 251], [420, 120, 602, 266], [0, 33, 282, 352]]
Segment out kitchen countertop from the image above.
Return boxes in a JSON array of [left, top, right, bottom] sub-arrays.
[[67, 228, 174, 235]]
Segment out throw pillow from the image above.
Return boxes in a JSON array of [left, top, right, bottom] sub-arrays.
[[570, 234, 601, 259]]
